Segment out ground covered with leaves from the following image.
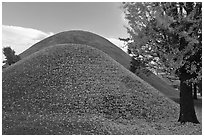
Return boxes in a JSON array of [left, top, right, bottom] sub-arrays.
[[2, 44, 202, 135]]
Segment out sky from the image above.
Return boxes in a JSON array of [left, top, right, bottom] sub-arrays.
[[2, 2, 129, 59]]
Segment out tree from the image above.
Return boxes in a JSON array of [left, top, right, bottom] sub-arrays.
[[3, 47, 21, 65], [122, 2, 201, 123]]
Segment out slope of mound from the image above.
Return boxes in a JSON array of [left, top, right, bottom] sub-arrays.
[[17, 30, 180, 104], [136, 72, 180, 101], [2, 44, 191, 135]]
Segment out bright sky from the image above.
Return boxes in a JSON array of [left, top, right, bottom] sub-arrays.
[[2, 2, 129, 58]]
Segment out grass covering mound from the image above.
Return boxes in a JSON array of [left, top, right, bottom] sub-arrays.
[[2, 44, 200, 135], [17, 30, 180, 103]]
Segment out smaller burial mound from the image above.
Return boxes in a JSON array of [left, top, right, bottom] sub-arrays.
[[2, 44, 179, 135]]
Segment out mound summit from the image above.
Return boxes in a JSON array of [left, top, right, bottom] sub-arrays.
[[3, 44, 179, 135], [19, 30, 131, 69]]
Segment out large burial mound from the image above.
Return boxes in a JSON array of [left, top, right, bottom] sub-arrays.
[[2, 44, 185, 135], [18, 30, 179, 101]]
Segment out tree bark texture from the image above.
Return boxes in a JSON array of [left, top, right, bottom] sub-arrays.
[[178, 73, 199, 123]]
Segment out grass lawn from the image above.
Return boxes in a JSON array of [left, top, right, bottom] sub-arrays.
[[2, 44, 201, 135]]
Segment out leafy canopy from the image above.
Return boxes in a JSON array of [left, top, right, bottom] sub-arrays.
[[122, 2, 202, 83]]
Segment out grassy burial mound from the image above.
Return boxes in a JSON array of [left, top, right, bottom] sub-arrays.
[[17, 30, 179, 102], [3, 44, 191, 135]]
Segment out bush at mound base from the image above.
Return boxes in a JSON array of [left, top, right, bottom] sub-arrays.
[[2, 44, 179, 135]]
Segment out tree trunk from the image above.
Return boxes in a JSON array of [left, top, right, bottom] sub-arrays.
[[193, 83, 198, 100], [178, 74, 199, 123]]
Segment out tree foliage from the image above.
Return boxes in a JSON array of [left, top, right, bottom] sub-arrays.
[[122, 2, 201, 124], [122, 2, 202, 84], [3, 47, 21, 65]]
